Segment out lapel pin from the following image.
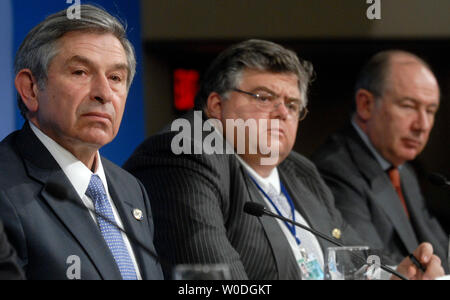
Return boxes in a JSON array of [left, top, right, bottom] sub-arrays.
[[332, 228, 342, 239], [133, 209, 144, 221]]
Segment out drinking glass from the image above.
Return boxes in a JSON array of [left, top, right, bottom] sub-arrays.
[[172, 264, 231, 280], [326, 246, 377, 280]]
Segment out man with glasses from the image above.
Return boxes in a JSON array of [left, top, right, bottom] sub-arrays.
[[125, 40, 444, 280]]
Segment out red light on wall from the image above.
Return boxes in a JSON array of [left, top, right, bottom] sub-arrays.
[[174, 69, 199, 111]]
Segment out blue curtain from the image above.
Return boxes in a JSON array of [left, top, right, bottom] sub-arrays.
[[5, 0, 145, 166], [0, 0, 14, 141]]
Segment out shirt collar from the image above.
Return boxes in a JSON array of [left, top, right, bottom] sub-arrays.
[[29, 121, 109, 199], [351, 119, 400, 171], [235, 154, 281, 194]]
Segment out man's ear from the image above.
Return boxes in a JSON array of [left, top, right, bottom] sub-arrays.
[[15, 69, 40, 113], [205, 92, 223, 119], [355, 89, 376, 121]]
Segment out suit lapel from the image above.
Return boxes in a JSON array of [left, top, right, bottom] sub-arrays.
[[40, 172, 123, 279], [278, 165, 332, 254], [345, 127, 418, 252], [369, 174, 418, 252], [103, 162, 147, 279], [400, 167, 431, 244], [16, 124, 122, 279], [240, 166, 301, 280], [400, 167, 423, 220]]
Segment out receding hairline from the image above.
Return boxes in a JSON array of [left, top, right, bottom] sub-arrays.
[[365, 50, 436, 96], [382, 51, 438, 92], [386, 51, 430, 71]]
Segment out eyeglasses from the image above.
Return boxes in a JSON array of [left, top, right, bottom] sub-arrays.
[[233, 88, 308, 122]]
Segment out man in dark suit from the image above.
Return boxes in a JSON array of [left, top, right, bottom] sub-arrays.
[[0, 5, 163, 280], [0, 220, 24, 280], [125, 41, 444, 280], [312, 50, 448, 271]]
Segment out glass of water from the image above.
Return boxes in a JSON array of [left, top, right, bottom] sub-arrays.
[[172, 264, 231, 280], [326, 246, 378, 280]]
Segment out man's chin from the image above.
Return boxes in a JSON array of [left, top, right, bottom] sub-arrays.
[[394, 150, 420, 165], [77, 131, 114, 148], [259, 148, 290, 167]]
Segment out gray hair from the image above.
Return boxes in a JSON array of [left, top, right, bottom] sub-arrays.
[[15, 4, 136, 118], [195, 39, 314, 110]]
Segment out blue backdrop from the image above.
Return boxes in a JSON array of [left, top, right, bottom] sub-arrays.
[[0, 1, 14, 141], [1, 0, 145, 166]]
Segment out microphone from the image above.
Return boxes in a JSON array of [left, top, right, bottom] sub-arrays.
[[45, 182, 170, 270], [244, 202, 345, 247], [428, 173, 450, 188], [244, 202, 409, 280]]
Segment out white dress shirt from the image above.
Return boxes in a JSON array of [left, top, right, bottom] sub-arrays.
[[30, 122, 142, 279], [235, 155, 325, 271], [206, 117, 325, 272]]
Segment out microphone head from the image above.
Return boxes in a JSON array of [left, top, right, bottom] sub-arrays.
[[243, 202, 266, 217], [45, 182, 70, 200], [428, 173, 448, 187]]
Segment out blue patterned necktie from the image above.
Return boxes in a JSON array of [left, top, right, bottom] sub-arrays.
[[85, 175, 137, 280]]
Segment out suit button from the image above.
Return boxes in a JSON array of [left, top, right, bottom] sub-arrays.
[[332, 228, 342, 239], [133, 209, 144, 221]]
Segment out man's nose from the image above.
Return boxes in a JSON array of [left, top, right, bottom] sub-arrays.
[[91, 75, 113, 104], [412, 109, 433, 132], [271, 100, 289, 120]]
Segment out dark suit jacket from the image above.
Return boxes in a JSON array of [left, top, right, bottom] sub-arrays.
[[0, 124, 163, 280], [124, 111, 365, 280], [0, 220, 25, 280], [312, 125, 449, 270]]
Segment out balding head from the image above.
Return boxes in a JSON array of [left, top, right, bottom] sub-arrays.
[[354, 50, 441, 166], [383, 51, 439, 97], [354, 50, 439, 101]]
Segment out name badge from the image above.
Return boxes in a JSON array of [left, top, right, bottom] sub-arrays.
[[297, 249, 324, 280]]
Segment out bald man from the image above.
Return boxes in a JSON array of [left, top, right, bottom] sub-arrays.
[[312, 50, 449, 271]]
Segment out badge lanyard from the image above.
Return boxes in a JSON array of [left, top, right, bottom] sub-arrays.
[[249, 176, 301, 245]]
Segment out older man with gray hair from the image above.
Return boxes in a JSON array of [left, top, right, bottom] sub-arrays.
[[0, 5, 163, 280]]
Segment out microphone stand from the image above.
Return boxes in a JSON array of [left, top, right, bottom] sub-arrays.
[[246, 203, 409, 280]]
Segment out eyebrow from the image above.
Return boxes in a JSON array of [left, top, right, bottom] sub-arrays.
[[66, 55, 129, 73], [251, 86, 302, 103], [400, 97, 439, 108]]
